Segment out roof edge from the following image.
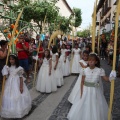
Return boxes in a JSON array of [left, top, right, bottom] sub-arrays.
[[64, 0, 74, 14]]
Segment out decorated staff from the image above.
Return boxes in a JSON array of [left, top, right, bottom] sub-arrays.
[[33, 14, 47, 87], [92, 0, 98, 52], [48, 30, 63, 49], [70, 26, 74, 72], [97, 15, 101, 55], [108, 0, 120, 120], [0, 9, 23, 109]]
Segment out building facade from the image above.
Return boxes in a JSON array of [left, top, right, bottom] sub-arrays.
[[96, 0, 119, 39]]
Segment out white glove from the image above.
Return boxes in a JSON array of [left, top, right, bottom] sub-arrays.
[[109, 70, 116, 81], [2, 65, 9, 76], [32, 55, 38, 60]]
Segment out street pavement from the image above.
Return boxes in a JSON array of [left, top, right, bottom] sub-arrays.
[[0, 60, 120, 120]]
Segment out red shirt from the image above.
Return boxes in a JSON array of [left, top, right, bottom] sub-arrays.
[[38, 47, 44, 58], [16, 42, 29, 59]]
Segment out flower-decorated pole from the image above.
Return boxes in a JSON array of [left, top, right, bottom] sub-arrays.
[[108, 1, 120, 120], [92, 0, 98, 52], [97, 14, 101, 55], [33, 14, 47, 87], [0, 8, 24, 109]]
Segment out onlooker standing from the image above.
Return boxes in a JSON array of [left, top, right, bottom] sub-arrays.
[[116, 38, 120, 77], [38, 41, 44, 68], [16, 35, 30, 83], [107, 40, 114, 65], [0, 40, 8, 87], [100, 39, 108, 60]]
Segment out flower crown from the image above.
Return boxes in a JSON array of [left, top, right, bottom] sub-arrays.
[[90, 52, 98, 56], [10, 54, 17, 57]]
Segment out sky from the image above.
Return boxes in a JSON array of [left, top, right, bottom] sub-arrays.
[[66, 0, 96, 30]]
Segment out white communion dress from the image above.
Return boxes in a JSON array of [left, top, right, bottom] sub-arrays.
[[60, 49, 70, 76], [68, 59, 87, 104], [67, 67, 109, 120], [36, 58, 57, 93], [71, 48, 81, 74], [52, 53, 64, 87], [1, 65, 31, 118]]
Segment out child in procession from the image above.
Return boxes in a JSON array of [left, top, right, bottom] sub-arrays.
[[36, 49, 57, 93], [52, 46, 64, 87], [67, 53, 116, 120], [60, 44, 70, 76], [68, 50, 89, 104], [71, 43, 82, 74], [1, 54, 31, 119]]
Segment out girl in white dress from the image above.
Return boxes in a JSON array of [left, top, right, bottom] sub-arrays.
[[67, 53, 116, 120], [68, 50, 89, 104], [1, 54, 31, 118], [52, 46, 64, 87], [60, 44, 70, 76], [36, 49, 57, 93], [71, 43, 81, 74]]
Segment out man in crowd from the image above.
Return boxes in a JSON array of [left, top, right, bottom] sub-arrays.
[[16, 35, 30, 83], [100, 39, 108, 60]]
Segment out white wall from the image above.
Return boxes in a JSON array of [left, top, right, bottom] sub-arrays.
[[56, 0, 72, 18]]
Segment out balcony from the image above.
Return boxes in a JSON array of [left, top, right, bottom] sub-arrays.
[[100, 0, 111, 20], [97, 0, 105, 13]]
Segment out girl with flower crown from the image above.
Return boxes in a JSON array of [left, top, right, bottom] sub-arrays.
[[1, 54, 31, 119]]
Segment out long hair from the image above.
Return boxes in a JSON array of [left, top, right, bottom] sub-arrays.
[[83, 50, 89, 55], [88, 53, 100, 68], [8, 54, 19, 68], [52, 45, 58, 54], [0, 40, 8, 47], [43, 49, 50, 60]]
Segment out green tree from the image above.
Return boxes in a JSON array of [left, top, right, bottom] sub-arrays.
[[22, 0, 59, 33], [77, 29, 90, 38], [73, 8, 82, 27]]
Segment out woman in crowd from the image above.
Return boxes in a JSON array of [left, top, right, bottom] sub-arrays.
[[0, 40, 8, 88]]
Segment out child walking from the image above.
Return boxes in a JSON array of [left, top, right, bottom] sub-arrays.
[[36, 49, 57, 93], [60, 44, 70, 76], [68, 50, 89, 104], [71, 43, 81, 74], [67, 53, 116, 120], [52, 46, 64, 87], [1, 54, 31, 118]]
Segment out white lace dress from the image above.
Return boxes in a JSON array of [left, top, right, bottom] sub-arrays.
[[1, 66, 31, 118], [71, 48, 81, 73], [67, 67, 108, 120], [36, 58, 57, 93], [68, 60, 87, 104], [52, 53, 64, 87], [60, 49, 70, 76]]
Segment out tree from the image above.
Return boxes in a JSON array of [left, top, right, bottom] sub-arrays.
[[22, 0, 59, 33], [72, 8, 82, 28], [77, 29, 90, 38]]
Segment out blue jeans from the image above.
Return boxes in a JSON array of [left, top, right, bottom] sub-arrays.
[[19, 59, 29, 71]]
